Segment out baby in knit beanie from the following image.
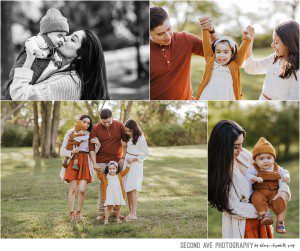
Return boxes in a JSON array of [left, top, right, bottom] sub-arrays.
[[245, 137, 290, 234], [25, 8, 69, 68], [62, 120, 90, 171], [7, 8, 69, 91]]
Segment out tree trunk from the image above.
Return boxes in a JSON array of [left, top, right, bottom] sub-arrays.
[[119, 101, 125, 121], [1, 1, 14, 99], [33, 102, 40, 157], [44, 102, 53, 157], [40, 101, 52, 157], [51, 101, 60, 157], [40, 102, 47, 156], [123, 101, 133, 123]]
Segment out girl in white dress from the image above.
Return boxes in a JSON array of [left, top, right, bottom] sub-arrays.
[[97, 161, 130, 225], [244, 21, 299, 100], [196, 22, 253, 101], [122, 119, 149, 221]]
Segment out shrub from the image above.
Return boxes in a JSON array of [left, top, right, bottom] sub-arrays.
[[1, 125, 33, 147]]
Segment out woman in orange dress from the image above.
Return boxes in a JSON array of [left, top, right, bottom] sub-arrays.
[[208, 120, 290, 238], [61, 114, 94, 222]]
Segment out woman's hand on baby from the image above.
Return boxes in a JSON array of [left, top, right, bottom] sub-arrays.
[[23, 48, 36, 69], [199, 16, 214, 32], [244, 25, 255, 39], [33, 49, 47, 59], [282, 176, 290, 183], [273, 191, 289, 202], [72, 146, 79, 154]]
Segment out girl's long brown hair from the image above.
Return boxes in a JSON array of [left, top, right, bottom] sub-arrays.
[[274, 21, 299, 80]]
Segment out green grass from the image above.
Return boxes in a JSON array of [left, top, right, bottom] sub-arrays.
[[191, 47, 274, 100], [208, 159, 299, 238], [1, 145, 207, 238]]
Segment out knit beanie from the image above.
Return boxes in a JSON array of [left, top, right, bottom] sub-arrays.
[[40, 8, 69, 34], [74, 120, 87, 132], [252, 137, 276, 159]]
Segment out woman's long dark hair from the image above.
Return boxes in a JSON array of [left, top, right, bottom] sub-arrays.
[[274, 21, 299, 80], [79, 114, 93, 132], [208, 120, 245, 213], [124, 119, 142, 145], [68, 30, 110, 100]]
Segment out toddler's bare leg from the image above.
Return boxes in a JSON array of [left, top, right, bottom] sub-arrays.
[[104, 205, 113, 225], [277, 210, 286, 222], [115, 205, 121, 222]]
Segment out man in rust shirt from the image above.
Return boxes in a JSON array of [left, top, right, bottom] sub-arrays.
[[89, 108, 127, 220], [150, 7, 217, 100]]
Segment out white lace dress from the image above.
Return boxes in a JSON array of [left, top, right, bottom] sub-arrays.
[[199, 61, 236, 100], [104, 174, 126, 206], [122, 134, 149, 192]]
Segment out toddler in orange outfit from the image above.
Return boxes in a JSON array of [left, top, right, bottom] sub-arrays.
[[246, 137, 290, 234], [97, 161, 130, 225], [196, 21, 254, 100]]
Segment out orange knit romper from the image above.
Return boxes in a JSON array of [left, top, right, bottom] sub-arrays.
[[250, 163, 286, 215]]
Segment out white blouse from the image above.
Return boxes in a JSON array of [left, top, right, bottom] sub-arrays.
[[243, 53, 299, 100], [126, 134, 150, 162], [199, 61, 235, 101], [60, 129, 89, 158]]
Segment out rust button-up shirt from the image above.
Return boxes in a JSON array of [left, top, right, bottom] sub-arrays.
[[150, 32, 204, 100], [89, 119, 126, 163]]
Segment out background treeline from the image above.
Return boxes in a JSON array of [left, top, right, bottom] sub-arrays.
[[153, 0, 299, 48], [208, 101, 299, 162], [1, 101, 207, 156]]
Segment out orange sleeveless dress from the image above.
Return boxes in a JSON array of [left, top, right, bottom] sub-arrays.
[[64, 152, 92, 184]]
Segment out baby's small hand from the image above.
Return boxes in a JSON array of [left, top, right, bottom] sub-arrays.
[[282, 176, 290, 183], [253, 177, 263, 183], [33, 49, 47, 59]]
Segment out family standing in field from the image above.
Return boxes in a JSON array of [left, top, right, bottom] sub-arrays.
[[150, 7, 299, 101], [60, 109, 149, 224]]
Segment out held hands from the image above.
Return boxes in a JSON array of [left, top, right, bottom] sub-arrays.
[[118, 158, 124, 167], [244, 25, 255, 39], [199, 16, 214, 32]]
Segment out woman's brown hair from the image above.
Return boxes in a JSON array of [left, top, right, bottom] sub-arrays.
[[124, 119, 142, 145], [274, 20, 299, 80]]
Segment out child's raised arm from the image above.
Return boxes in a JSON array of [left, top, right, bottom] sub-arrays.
[[245, 26, 255, 60], [235, 27, 253, 67], [201, 29, 214, 60]]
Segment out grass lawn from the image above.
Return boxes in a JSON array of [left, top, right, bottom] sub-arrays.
[[1, 145, 207, 238], [191, 47, 274, 100], [208, 159, 299, 238]]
